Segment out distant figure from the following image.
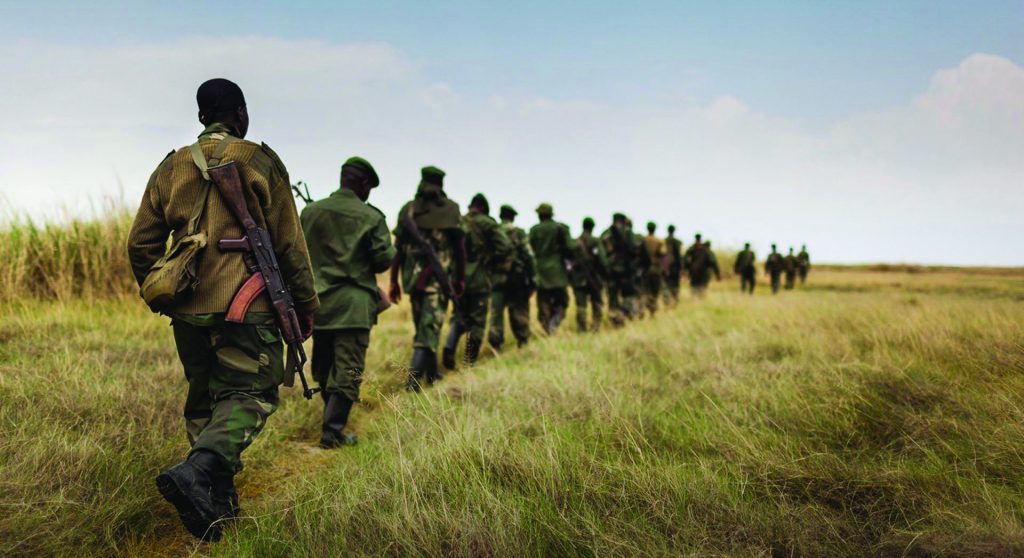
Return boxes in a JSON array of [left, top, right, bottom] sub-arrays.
[[662, 225, 683, 305], [734, 242, 756, 294], [784, 247, 798, 290], [764, 244, 784, 294], [390, 166, 466, 391], [571, 217, 607, 332], [641, 221, 666, 317], [301, 157, 394, 449], [529, 203, 573, 334], [797, 245, 811, 285], [601, 212, 635, 326], [488, 205, 536, 350], [442, 193, 512, 370], [683, 233, 720, 298], [623, 218, 644, 319]]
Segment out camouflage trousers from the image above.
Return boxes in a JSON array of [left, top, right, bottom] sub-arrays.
[[573, 285, 603, 332], [770, 272, 782, 294], [172, 318, 283, 473], [662, 272, 681, 306], [446, 289, 489, 353], [536, 287, 569, 333], [489, 286, 531, 348], [606, 277, 629, 326], [411, 290, 448, 350], [641, 271, 662, 317], [740, 270, 756, 294], [785, 271, 796, 290], [311, 328, 369, 403]]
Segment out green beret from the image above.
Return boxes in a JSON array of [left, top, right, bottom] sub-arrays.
[[421, 166, 446, 184], [582, 217, 595, 229], [342, 156, 379, 187], [499, 204, 517, 218], [536, 202, 553, 216], [612, 212, 626, 221], [646, 221, 656, 230]]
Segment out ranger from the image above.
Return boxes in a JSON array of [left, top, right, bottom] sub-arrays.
[[571, 216, 607, 332], [784, 247, 798, 290], [300, 157, 394, 449], [764, 244, 784, 294], [662, 225, 683, 305], [623, 218, 645, 319], [600, 213, 635, 326], [127, 79, 318, 541], [734, 242, 756, 294], [682, 233, 719, 298], [389, 166, 466, 391], [640, 221, 666, 317], [797, 245, 811, 285], [489, 204, 536, 349], [442, 193, 512, 369], [529, 203, 573, 333]]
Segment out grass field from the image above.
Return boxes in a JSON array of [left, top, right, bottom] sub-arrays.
[[2, 260, 1023, 557]]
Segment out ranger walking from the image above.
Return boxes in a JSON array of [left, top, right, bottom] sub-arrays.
[[601, 213, 635, 326], [734, 242, 756, 294], [764, 244, 784, 294], [784, 247, 798, 290], [640, 221, 666, 317], [682, 233, 720, 298], [128, 79, 319, 541], [797, 244, 811, 285], [389, 166, 466, 390], [662, 224, 683, 305], [488, 205, 536, 349], [529, 203, 573, 334], [442, 194, 512, 369], [571, 217, 607, 332], [300, 157, 394, 449]]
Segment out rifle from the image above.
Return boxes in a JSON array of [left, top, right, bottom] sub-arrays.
[[397, 207, 466, 326], [292, 181, 312, 205], [208, 161, 318, 400]]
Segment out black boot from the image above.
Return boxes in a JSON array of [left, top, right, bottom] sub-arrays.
[[155, 450, 223, 541], [210, 470, 240, 521], [320, 394, 358, 449], [442, 347, 457, 370], [465, 339, 481, 365], [425, 349, 443, 385], [407, 349, 430, 392]]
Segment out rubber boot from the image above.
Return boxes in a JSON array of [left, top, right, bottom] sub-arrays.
[[442, 322, 462, 370], [406, 348, 430, 392], [320, 394, 358, 449], [465, 338, 481, 366], [210, 469, 240, 521], [425, 349, 443, 385], [155, 449, 223, 542]]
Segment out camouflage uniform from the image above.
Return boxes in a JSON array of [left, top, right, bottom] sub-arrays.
[[784, 250, 798, 290], [797, 246, 810, 285], [489, 206, 536, 349], [662, 231, 683, 305], [623, 221, 645, 318], [443, 197, 512, 366], [600, 216, 635, 326], [391, 167, 464, 388], [641, 227, 666, 317], [682, 237, 719, 298], [571, 223, 607, 332], [734, 246, 756, 294], [529, 204, 573, 334], [764, 247, 784, 294]]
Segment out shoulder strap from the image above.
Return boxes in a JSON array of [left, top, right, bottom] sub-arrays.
[[186, 135, 237, 234]]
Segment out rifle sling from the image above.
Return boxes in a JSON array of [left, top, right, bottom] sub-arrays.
[[186, 135, 237, 235]]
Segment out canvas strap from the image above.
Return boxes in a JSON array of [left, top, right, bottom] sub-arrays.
[[186, 135, 237, 235]]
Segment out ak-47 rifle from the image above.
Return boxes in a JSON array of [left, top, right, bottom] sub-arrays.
[[292, 181, 312, 205], [208, 162, 318, 400], [397, 207, 466, 326]]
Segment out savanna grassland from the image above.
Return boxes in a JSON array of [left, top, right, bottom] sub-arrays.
[[1, 214, 1023, 557]]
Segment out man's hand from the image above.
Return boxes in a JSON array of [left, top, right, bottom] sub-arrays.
[[299, 312, 315, 340], [389, 281, 402, 304]]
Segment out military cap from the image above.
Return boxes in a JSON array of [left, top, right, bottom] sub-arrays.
[[342, 156, 379, 187], [668, 224, 676, 233], [536, 202, 553, 216], [499, 204, 518, 219], [646, 221, 656, 231], [470, 193, 490, 214], [421, 166, 446, 184], [582, 216, 595, 229], [612, 212, 627, 222]]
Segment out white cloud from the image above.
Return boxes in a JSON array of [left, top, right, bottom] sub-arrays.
[[0, 39, 1020, 265]]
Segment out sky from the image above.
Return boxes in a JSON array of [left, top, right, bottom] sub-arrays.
[[0, 1, 1021, 265]]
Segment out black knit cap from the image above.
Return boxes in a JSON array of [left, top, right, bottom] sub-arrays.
[[197, 78, 246, 115]]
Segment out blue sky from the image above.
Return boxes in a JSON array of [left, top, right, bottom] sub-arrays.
[[1, 1, 1022, 264]]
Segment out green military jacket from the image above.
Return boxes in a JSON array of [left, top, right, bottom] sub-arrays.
[[600, 225, 635, 276], [394, 193, 463, 294], [735, 249, 756, 273], [128, 122, 318, 316], [784, 254, 798, 273], [462, 211, 513, 294], [664, 236, 683, 275], [492, 221, 536, 290], [765, 252, 784, 274], [571, 231, 608, 289], [797, 250, 810, 270], [683, 242, 718, 278], [529, 218, 572, 289], [301, 188, 395, 329]]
